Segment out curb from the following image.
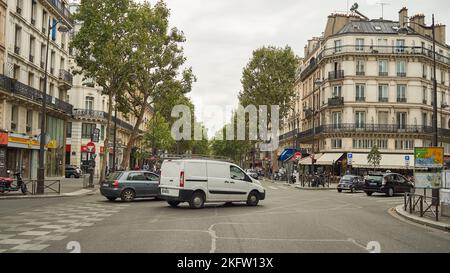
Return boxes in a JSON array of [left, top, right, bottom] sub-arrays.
[[393, 205, 450, 232], [0, 189, 98, 200], [294, 185, 337, 191]]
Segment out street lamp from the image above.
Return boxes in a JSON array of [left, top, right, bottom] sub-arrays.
[[398, 14, 438, 146], [36, 20, 70, 194]]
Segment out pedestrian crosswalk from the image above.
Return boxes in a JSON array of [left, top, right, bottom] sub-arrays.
[[0, 201, 130, 253]]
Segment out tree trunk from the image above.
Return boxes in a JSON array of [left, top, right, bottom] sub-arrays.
[[120, 105, 146, 170], [99, 92, 113, 184]]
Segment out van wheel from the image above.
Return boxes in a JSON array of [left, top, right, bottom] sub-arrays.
[[365, 191, 373, 196], [120, 189, 135, 202], [350, 187, 355, 193], [168, 201, 180, 207], [247, 191, 260, 206], [386, 188, 394, 197], [189, 192, 205, 209], [337, 189, 342, 193]]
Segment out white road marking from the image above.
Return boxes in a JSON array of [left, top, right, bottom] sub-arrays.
[[269, 186, 278, 190]]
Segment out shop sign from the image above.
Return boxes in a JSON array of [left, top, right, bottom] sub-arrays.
[[47, 140, 58, 149], [414, 147, 444, 168], [0, 132, 8, 145]]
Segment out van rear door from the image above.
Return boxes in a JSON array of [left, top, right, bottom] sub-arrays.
[[160, 160, 182, 188]]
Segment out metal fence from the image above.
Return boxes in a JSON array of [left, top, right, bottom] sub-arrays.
[[404, 192, 439, 221], [24, 179, 61, 195]]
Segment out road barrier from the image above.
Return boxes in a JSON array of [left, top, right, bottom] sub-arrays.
[[404, 192, 439, 222], [25, 179, 61, 195]]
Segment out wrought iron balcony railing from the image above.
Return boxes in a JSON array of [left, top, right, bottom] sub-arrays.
[[59, 69, 73, 85], [72, 109, 105, 119], [45, 0, 74, 25], [328, 97, 344, 106], [0, 74, 73, 114], [328, 70, 344, 80]]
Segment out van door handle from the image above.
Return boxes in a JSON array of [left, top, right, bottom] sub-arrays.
[[169, 179, 173, 182], [224, 181, 229, 183], [229, 181, 235, 184]]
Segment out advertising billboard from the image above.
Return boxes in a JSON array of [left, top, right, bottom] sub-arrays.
[[414, 147, 444, 168]]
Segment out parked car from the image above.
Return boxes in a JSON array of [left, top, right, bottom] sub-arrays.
[[363, 172, 414, 197], [100, 171, 160, 202], [337, 175, 364, 193], [65, 165, 81, 178], [158, 159, 266, 209], [246, 169, 259, 179]]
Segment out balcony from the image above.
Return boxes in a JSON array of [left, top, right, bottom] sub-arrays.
[[296, 123, 447, 140], [72, 109, 105, 120], [304, 108, 313, 119], [41, 0, 74, 26], [0, 74, 73, 114], [29, 55, 34, 63], [58, 69, 73, 88], [14, 46, 20, 55], [379, 72, 388, 77], [378, 97, 388, 102], [397, 72, 406, 77], [356, 71, 365, 76], [328, 70, 344, 80], [356, 97, 365, 102], [397, 97, 407, 103], [328, 97, 344, 107], [279, 129, 298, 141]]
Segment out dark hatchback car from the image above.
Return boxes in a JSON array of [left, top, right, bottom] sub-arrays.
[[363, 173, 414, 197], [100, 171, 160, 202], [65, 165, 81, 178], [337, 175, 364, 193]]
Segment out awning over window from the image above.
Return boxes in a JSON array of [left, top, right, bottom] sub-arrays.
[[278, 148, 296, 162], [299, 153, 323, 165], [351, 153, 413, 169], [315, 153, 343, 165]]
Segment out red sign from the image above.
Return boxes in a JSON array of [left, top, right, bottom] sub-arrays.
[[86, 142, 96, 153], [292, 152, 302, 161], [65, 144, 71, 152], [0, 132, 8, 145]]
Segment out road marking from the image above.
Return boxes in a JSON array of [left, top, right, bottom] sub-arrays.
[[10, 243, 50, 251], [19, 231, 51, 236], [269, 186, 278, 190]]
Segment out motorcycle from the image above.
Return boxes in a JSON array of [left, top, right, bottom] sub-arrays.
[[0, 170, 28, 195]]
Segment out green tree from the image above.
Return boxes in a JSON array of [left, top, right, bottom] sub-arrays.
[[120, 1, 195, 169], [367, 145, 382, 171], [70, 0, 135, 183], [144, 112, 175, 153]]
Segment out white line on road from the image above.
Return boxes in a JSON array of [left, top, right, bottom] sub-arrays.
[[268, 186, 278, 190]]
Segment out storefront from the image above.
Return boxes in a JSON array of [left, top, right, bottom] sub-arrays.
[[45, 116, 66, 177], [4, 133, 40, 179]]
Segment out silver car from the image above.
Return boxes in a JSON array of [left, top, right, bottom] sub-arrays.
[[100, 171, 160, 202]]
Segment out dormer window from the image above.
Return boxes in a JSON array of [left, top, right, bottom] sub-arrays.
[[374, 26, 382, 31]]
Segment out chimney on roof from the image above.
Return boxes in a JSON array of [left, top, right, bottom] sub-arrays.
[[434, 24, 447, 45], [410, 14, 426, 35], [399, 7, 408, 28]]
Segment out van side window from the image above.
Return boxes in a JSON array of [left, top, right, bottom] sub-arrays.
[[230, 166, 246, 181]]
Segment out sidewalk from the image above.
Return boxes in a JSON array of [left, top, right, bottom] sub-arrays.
[[0, 177, 98, 200], [394, 205, 450, 232]]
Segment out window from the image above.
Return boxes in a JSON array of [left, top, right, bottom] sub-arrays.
[[378, 60, 388, 76], [67, 122, 72, 138], [101, 125, 105, 140], [38, 113, 42, 129], [356, 59, 365, 75], [81, 123, 96, 139], [28, 72, 34, 87], [395, 140, 414, 150], [334, 40, 342, 53], [50, 51, 55, 74], [40, 43, 45, 68], [59, 89, 65, 101], [42, 10, 48, 33], [26, 110, 33, 133], [29, 36, 35, 62], [39, 78, 45, 91], [396, 60, 406, 77], [230, 166, 247, 181], [396, 112, 407, 130], [355, 112, 365, 129], [332, 85, 342, 97], [422, 64, 427, 78], [85, 96, 94, 110], [14, 25, 21, 54], [396, 39, 405, 53], [378, 84, 389, 102], [355, 84, 365, 101], [353, 139, 388, 149], [397, 85, 407, 102], [13, 65, 20, 80], [422, 113, 428, 127], [49, 83, 54, 97], [331, 139, 342, 149], [332, 112, 342, 129], [16, 0, 22, 14], [11, 106, 19, 131], [31, 0, 37, 24], [423, 86, 428, 104], [355, 38, 364, 51], [127, 172, 147, 181]]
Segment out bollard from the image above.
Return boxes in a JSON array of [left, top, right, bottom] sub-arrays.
[[88, 167, 94, 188]]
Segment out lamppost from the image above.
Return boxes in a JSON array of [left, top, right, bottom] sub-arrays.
[[36, 20, 69, 194], [398, 14, 438, 146]]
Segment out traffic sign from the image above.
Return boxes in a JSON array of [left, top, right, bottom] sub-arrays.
[[91, 128, 100, 143], [86, 142, 96, 153], [405, 155, 410, 167], [347, 153, 353, 165]]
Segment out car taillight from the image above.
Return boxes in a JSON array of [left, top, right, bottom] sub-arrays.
[[179, 171, 184, 188], [113, 180, 119, 188]]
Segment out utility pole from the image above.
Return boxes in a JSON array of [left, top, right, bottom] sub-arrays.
[[431, 14, 438, 147]]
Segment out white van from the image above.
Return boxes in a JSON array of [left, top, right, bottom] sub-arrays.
[[158, 159, 266, 209]]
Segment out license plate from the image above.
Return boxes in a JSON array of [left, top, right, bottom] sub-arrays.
[[370, 183, 377, 186], [161, 188, 179, 197], [102, 183, 109, 187]]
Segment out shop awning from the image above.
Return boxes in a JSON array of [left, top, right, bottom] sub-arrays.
[[351, 153, 413, 169], [315, 153, 343, 165], [278, 148, 296, 162], [299, 153, 323, 165]]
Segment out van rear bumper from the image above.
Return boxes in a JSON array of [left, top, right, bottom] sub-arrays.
[[158, 188, 194, 202]]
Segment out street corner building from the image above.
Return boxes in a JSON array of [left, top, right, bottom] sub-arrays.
[[0, 0, 73, 179], [278, 6, 449, 175]]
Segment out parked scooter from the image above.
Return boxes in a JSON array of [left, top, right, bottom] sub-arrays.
[[0, 170, 28, 194]]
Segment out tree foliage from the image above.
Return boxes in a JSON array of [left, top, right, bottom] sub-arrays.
[[367, 145, 382, 170]]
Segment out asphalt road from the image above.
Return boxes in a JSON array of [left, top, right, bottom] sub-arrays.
[[0, 180, 449, 253]]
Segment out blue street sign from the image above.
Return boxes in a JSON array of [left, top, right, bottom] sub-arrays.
[[348, 153, 353, 159], [405, 155, 410, 161]]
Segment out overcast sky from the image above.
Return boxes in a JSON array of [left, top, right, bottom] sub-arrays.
[[140, 0, 449, 138]]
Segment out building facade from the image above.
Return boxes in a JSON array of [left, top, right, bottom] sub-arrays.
[[0, 0, 73, 178], [285, 7, 450, 173]]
